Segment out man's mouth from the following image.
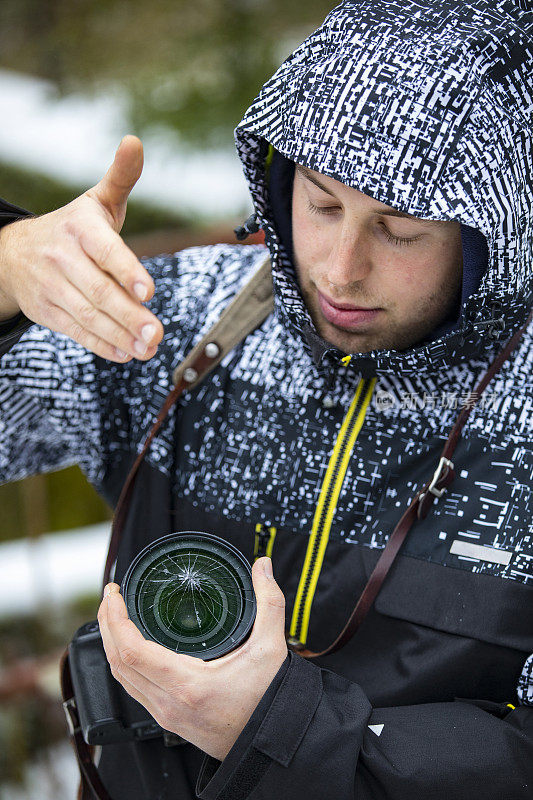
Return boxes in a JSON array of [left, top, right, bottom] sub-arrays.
[[317, 290, 382, 328]]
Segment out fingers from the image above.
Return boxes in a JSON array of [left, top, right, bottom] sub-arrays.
[[33, 211, 164, 360], [97, 587, 164, 711], [75, 216, 156, 305], [98, 586, 194, 686], [0, 141, 164, 364], [52, 256, 163, 359], [91, 135, 144, 231], [47, 302, 158, 363], [246, 559, 287, 656]]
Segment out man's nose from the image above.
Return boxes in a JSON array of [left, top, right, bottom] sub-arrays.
[[327, 228, 372, 288]]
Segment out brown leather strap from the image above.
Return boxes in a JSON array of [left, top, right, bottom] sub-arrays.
[[102, 345, 223, 592], [290, 308, 533, 659]]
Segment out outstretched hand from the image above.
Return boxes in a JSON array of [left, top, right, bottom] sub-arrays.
[[0, 135, 164, 363], [97, 557, 288, 762]]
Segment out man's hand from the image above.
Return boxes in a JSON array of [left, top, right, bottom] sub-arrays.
[[0, 135, 164, 362], [97, 557, 289, 762]]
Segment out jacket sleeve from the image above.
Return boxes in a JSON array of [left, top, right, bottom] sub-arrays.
[[0, 196, 34, 226], [195, 649, 533, 800], [0, 198, 37, 353], [0, 190, 119, 488], [0, 238, 172, 489], [0, 320, 109, 488]]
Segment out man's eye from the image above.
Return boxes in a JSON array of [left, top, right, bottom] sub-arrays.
[[382, 227, 421, 247], [306, 200, 422, 247], [306, 200, 340, 215]]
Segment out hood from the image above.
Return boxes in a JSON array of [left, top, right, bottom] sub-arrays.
[[234, 0, 533, 378]]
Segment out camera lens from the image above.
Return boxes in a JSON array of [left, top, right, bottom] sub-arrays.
[[121, 532, 256, 660]]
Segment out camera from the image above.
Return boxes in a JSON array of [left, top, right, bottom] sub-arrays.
[[67, 531, 257, 746]]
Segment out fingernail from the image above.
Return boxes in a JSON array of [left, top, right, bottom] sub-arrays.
[[263, 558, 273, 579], [115, 348, 128, 359], [141, 323, 156, 343], [133, 282, 147, 301], [134, 340, 147, 355]]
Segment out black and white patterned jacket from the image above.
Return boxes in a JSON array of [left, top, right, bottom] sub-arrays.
[[1, 1, 532, 798]]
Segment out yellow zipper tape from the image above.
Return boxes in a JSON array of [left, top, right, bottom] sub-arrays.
[[290, 377, 376, 643]]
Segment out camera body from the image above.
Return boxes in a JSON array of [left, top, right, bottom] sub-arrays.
[[68, 620, 164, 745], [68, 620, 187, 746]]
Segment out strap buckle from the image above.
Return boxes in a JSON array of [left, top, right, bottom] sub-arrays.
[[417, 456, 453, 519], [426, 456, 454, 498], [63, 697, 82, 738]]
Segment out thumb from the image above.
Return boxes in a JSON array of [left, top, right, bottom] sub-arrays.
[[250, 557, 286, 644], [92, 134, 144, 231]]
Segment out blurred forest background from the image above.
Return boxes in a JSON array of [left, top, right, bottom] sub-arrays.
[[0, 1, 334, 796]]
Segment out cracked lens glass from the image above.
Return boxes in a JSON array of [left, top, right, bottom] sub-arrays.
[[122, 533, 256, 659]]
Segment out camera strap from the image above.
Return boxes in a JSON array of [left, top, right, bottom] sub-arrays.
[[60, 245, 532, 798]]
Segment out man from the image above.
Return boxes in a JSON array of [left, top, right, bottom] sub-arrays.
[[1, 1, 532, 798]]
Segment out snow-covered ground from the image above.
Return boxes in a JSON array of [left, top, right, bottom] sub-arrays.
[[0, 522, 110, 617], [0, 69, 252, 219]]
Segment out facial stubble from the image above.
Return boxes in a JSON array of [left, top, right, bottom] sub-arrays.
[[294, 262, 463, 355]]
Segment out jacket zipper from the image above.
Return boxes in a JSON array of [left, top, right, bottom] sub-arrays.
[[254, 523, 277, 561], [288, 376, 376, 647]]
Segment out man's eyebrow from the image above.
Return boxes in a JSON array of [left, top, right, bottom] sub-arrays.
[[296, 164, 338, 197], [295, 164, 447, 226]]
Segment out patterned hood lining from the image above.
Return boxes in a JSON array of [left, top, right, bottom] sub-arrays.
[[234, 0, 533, 376]]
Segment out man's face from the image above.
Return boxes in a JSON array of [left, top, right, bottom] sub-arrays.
[[291, 165, 463, 355]]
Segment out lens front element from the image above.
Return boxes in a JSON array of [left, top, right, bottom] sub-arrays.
[[121, 532, 256, 660]]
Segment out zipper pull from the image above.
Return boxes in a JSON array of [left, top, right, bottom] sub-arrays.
[[286, 635, 306, 651], [254, 524, 276, 560]]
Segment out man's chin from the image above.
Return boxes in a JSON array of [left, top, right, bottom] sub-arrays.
[[315, 317, 428, 356], [316, 319, 382, 355]]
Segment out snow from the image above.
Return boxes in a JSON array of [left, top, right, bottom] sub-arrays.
[[0, 522, 110, 616], [0, 69, 252, 219]]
